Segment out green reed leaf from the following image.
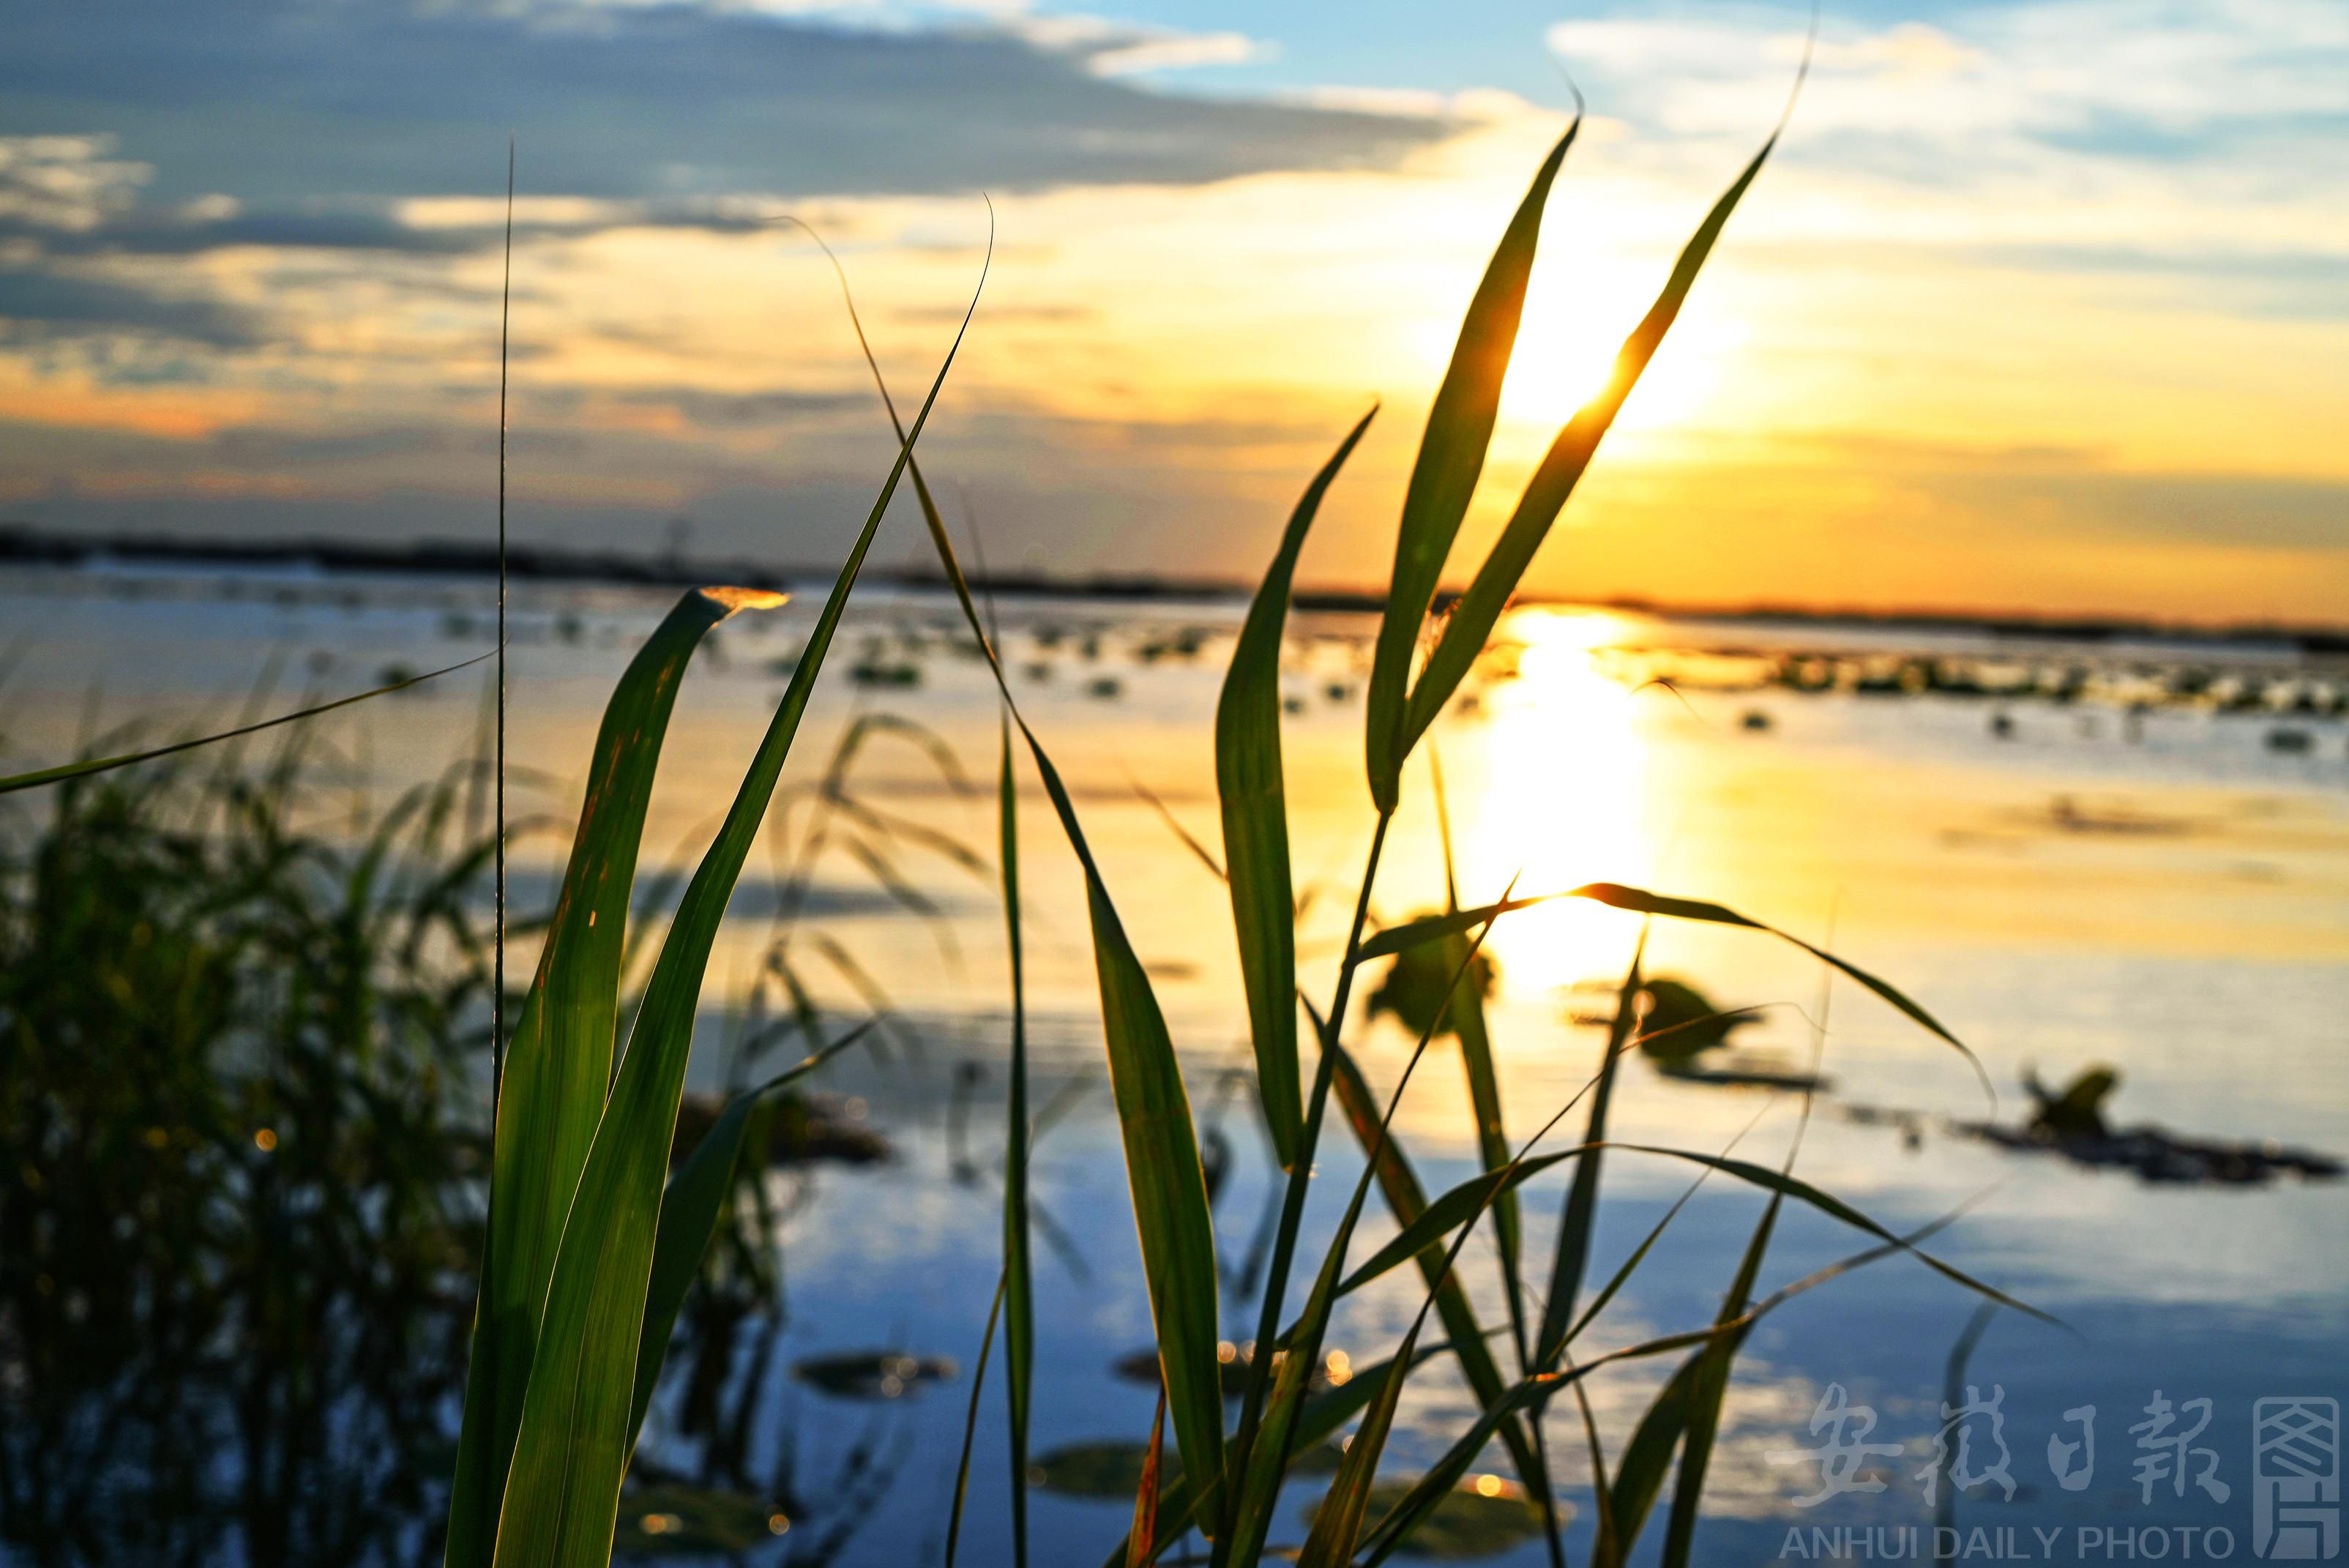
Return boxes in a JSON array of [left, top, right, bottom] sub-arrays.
[[1024, 733, 1229, 1527], [0, 650, 493, 796], [627, 1024, 873, 1452], [1569, 881, 1990, 1100], [447, 590, 772, 1568], [946, 1276, 1006, 1568], [1363, 120, 1578, 813], [1536, 935, 1642, 1370], [999, 717, 1034, 1568], [484, 246, 982, 1568], [1399, 127, 1784, 759], [1101, 1340, 1455, 1568], [1219, 406, 1375, 1171]]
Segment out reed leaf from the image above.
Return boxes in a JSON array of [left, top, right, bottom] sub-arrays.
[[999, 717, 1034, 1568], [1536, 935, 1641, 1370], [1218, 405, 1377, 1171], [482, 250, 982, 1568], [1130, 1391, 1170, 1568], [0, 651, 492, 796], [1323, 1043, 1555, 1532], [945, 1277, 1006, 1568], [1026, 734, 1229, 1526], [1362, 119, 1578, 812], [627, 1023, 874, 1451], [447, 589, 774, 1568], [1398, 125, 1785, 758], [1101, 1340, 1456, 1568], [1569, 881, 1990, 1098]]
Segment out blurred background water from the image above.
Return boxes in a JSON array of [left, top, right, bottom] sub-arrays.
[[3, 559, 2343, 1566]]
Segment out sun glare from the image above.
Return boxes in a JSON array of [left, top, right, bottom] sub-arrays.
[[1416, 257, 1747, 437], [1458, 608, 1656, 996]]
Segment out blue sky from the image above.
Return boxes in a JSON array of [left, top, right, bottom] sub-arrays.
[[1, 0, 2343, 621]]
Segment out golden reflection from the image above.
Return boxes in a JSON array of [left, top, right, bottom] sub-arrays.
[[1457, 607, 1654, 996]]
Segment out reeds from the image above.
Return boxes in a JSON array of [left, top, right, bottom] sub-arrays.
[[407, 82, 2045, 1567]]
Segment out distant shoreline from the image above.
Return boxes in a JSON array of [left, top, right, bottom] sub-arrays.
[[5, 523, 2343, 654]]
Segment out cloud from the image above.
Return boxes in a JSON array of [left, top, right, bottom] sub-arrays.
[[0, 266, 258, 348], [0, 0, 1441, 214]]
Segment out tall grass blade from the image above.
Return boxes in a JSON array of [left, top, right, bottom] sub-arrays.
[[1225, 906, 1510, 1566], [0, 652, 491, 797], [1536, 934, 1642, 1370], [627, 1024, 873, 1450], [945, 1277, 1007, 1568], [484, 248, 984, 1568], [1363, 119, 1578, 812], [1129, 1389, 1170, 1568], [447, 590, 772, 1568], [811, 221, 1227, 1523], [1323, 1042, 1554, 1531], [1297, 1312, 1419, 1568], [1397, 119, 1789, 758], [1028, 736, 1230, 1526], [1218, 405, 1377, 1171], [998, 717, 1034, 1568], [1102, 1339, 1454, 1568]]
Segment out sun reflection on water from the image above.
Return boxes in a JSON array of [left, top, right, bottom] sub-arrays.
[[1457, 606, 1656, 998]]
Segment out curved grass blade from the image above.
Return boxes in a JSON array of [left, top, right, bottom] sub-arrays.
[[1225, 904, 1512, 1567], [1319, 1041, 1556, 1541], [798, 215, 1225, 1526], [1356, 895, 1561, 962], [0, 651, 493, 797], [627, 1023, 874, 1451], [1397, 115, 1792, 760], [1219, 405, 1377, 1171], [1101, 1340, 1457, 1568], [447, 590, 775, 1568], [486, 244, 985, 1568], [1536, 933, 1642, 1370], [1129, 1389, 1170, 1568], [1570, 881, 1990, 1101], [944, 1276, 1006, 1568], [1297, 1312, 1419, 1568], [1364, 119, 1580, 813], [1337, 1151, 1580, 1298], [1026, 733, 1229, 1526]]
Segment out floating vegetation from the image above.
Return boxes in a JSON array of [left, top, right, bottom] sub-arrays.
[[669, 1089, 889, 1169], [1366, 919, 1495, 1042], [848, 657, 921, 688], [612, 1485, 791, 1555], [1572, 641, 2349, 729], [1301, 1476, 1547, 1561], [1957, 1067, 2345, 1185], [790, 1351, 957, 1401], [1028, 1441, 1177, 1500]]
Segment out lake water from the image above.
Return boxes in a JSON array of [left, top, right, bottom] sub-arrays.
[[4, 560, 2345, 1567]]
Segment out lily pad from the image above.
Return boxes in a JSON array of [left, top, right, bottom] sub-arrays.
[[1302, 1476, 1550, 1560], [790, 1350, 955, 1400], [612, 1485, 791, 1555], [1027, 1440, 1180, 1499]]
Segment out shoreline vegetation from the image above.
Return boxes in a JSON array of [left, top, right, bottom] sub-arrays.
[[6, 523, 2346, 652]]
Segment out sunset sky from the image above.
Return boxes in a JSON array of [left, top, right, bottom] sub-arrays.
[[2, 0, 2342, 623]]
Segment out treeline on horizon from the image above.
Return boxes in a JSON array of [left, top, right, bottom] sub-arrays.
[[4, 522, 2342, 650]]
